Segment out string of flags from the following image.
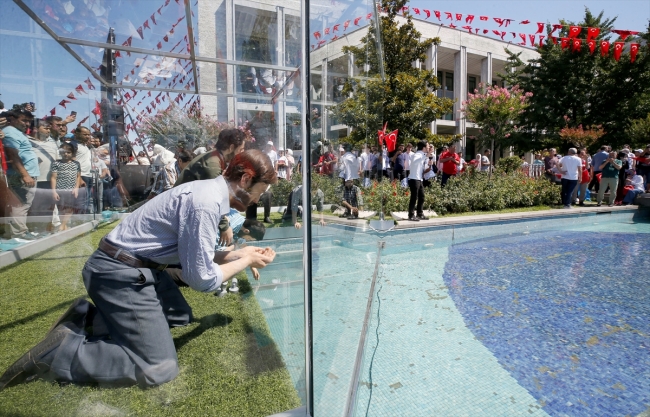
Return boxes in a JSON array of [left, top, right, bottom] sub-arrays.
[[312, 5, 643, 57]]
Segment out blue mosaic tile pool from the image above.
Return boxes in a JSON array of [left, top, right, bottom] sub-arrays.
[[441, 229, 650, 417], [257, 211, 650, 417]]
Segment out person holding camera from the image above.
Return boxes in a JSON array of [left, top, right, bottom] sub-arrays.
[[596, 151, 622, 207]]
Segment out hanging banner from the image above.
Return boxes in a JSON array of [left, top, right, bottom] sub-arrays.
[[630, 43, 640, 63], [586, 27, 600, 41], [561, 38, 570, 49], [613, 42, 624, 61], [568, 26, 582, 38], [587, 40, 596, 54], [600, 40, 610, 56], [572, 39, 582, 52]]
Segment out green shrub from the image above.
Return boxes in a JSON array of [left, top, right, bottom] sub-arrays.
[[495, 155, 524, 174]]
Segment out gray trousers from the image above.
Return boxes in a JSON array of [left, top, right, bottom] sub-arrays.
[[6, 177, 36, 238], [49, 250, 193, 387]]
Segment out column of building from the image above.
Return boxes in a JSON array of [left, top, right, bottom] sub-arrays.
[[453, 46, 467, 156]]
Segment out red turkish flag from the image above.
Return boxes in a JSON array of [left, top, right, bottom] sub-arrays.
[[151, 13, 157, 25], [354, 17, 361, 25], [313, 31, 321, 39], [551, 24, 563, 34], [536, 23, 544, 34], [75, 85, 86, 95], [466, 15, 474, 24], [157, 42, 162, 50], [143, 20, 150, 30], [561, 38, 570, 50], [91, 100, 101, 116], [136, 26, 143, 39], [611, 30, 638, 41], [494, 17, 504, 27], [163, 35, 169, 42], [572, 39, 582, 52], [67, 92, 76, 100], [539, 35, 546, 47], [630, 43, 640, 63], [586, 27, 600, 41], [333, 24, 340, 32], [85, 77, 96, 90], [343, 20, 350, 30], [551, 36, 558, 45], [600, 40, 610, 56], [377, 130, 385, 146], [413, 8, 420, 15], [492, 30, 501, 36], [520, 20, 530, 25], [568, 26, 581, 38], [324, 27, 330, 35], [483, 29, 489, 34], [613, 42, 624, 61], [50, 108, 56, 116], [434, 11, 441, 21], [423, 10, 431, 19], [504, 19, 513, 27], [462, 25, 472, 33], [385, 130, 398, 152], [529, 34, 536, 45], [480, 16, 488, 21], [587, 40, 596, 54], [449, 23, 456, 29], [519, 33, 526, 45], [501, 31, 507, 40], [455, 13, 463, 21], [445, 12, 452, 20]]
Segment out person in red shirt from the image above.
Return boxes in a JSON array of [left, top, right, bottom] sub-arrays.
[[317, 148, 337, 177], [439, 144, 461, 187]]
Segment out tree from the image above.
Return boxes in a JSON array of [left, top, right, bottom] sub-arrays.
[[558, 116, 605, 149], [461, 83, 532, 154], [626, 113, 650, 148], [503, 9, 650, 151], [140, 103, 254, 151], [331, 0, 453, 146]]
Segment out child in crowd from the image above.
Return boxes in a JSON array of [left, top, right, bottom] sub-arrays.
[[50, 142, 81, 231], [216, 209, 267, 280]]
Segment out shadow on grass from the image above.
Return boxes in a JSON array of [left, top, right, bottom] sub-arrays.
[[173, 313, 233, 351], [0, 298, 78, 333]]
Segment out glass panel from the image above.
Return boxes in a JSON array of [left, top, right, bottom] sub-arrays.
[[1, 1, 305, 415]]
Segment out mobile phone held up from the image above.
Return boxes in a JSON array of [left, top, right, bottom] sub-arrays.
[[71, 111, 77, 117]]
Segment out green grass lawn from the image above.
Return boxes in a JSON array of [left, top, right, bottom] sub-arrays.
[[0, 222, 301, 416]]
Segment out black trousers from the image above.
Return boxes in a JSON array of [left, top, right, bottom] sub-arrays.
[[245, 190, 272, 219], [408, 179, 424, 216], [588, 171, 602, 193], [441, 172, 453, 187]]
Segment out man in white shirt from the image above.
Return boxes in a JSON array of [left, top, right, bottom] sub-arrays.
[[276, 148, 289, 180], [340, 144, 360, 183], [622, 169, 645, 205], [407, 141, 430, 221], [557, 148, 583, 209], [359, 145, 375, 186]]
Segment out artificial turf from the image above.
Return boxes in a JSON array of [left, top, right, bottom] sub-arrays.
[[0, 222, 301, 416]]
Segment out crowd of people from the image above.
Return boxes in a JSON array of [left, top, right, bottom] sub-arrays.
[[0, 104, 129, 240], [542, 144, 649, 208]]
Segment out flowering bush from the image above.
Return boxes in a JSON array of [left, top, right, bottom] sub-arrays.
[[364, 180, 410, 213], [461, 84, 532, 151], [140, 103, 254, 151], [558, 116, 604, 149]]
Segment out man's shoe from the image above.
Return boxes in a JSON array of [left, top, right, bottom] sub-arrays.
[[263, 217, 272, 224], [339, 214, 350, 218], [563, 205, 571, 209], [416, 214, 427, 220], [408, 216, 420, 221], [596, 203, 602, 207], [47, 298, 89, 334], [0, 324, 73, 390]]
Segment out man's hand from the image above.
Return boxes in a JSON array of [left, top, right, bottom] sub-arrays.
[[63, 114, 77, 125], [219, 227, 233, 247], [72, 188, 78, 198], [22, 175, 35, 187], [52, 191, 60, 201], [246, 247, 276, 268], [294, 222, 302, 230], [351, 207, 359, 216]]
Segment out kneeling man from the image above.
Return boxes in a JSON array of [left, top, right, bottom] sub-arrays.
[[0, 150, 277, 389]]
